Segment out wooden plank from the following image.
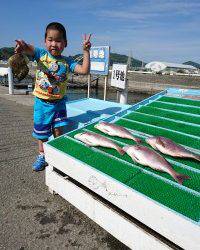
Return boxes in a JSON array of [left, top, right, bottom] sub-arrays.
[[45, 165, 172, 250]]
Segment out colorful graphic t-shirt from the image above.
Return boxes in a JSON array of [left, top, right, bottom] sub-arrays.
[[33, 48, 77, 100]]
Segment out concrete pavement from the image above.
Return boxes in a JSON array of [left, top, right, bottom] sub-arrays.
[[0, 86, 128, 250]]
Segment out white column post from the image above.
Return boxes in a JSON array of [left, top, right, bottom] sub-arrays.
[[119, 80, 128, 104], [104, 75, 108, 101], [87, 74, 91, 98], [8, 67, 14, 95]]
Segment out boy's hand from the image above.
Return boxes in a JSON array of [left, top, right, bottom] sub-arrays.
[[14, 40, 34, 56], [83, 34, 92, 51], [15, 40, 28, 53]]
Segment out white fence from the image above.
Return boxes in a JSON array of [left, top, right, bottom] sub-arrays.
[[0, 67, 14, 94]]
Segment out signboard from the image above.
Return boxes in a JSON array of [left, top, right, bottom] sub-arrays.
[[111, 64, 127, 89], [90, 46, 110, 75]]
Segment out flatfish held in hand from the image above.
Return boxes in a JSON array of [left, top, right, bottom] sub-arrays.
[[94, 122, 141, 143], [74, 131, 125, 155], [123, 144, 190, 185], [8, 53, 29, 81], [146, 136, 200, 162]]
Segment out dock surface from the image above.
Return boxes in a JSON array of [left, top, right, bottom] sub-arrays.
[[0, 86, 129, 250]]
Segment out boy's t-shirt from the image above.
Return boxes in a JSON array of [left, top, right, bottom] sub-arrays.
[[33, 47, 77, 100]]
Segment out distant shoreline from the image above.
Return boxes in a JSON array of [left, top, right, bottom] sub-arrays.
[[1, 67, 199, 95], [71, 71, 200, 94]]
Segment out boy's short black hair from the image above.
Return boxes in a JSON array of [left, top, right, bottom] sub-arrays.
[[45, 22, 67, 41]]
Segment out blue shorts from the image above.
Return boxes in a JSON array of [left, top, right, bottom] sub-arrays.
[[32, 97, 68, 140]]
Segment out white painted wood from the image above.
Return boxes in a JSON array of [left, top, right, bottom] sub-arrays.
[[0, 67, 9, 76], [48, 187, 55, 194], [111, 64, 127, 89], [0, 67, 14, 94], [119, 88, 128, 104], [8, 67, 14, 95], [44, 144, 200, 250], [45, 166, 171, 250], [87, 74, 91, 98], [46, 165, 57, 194]]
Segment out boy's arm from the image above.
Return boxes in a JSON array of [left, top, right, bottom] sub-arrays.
[[74, 34, 91, 75], [15, 39, 35, 56]]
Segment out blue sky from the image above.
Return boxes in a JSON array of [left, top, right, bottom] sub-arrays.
[[1, 0, 200, 63]]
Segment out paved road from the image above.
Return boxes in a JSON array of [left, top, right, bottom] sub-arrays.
[[0, 92, 129, 250]]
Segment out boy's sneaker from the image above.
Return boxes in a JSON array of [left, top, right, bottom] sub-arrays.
[[32, 154, 47, 171]]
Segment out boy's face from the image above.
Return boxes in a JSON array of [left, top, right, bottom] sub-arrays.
[[45, 29, 67, 57]]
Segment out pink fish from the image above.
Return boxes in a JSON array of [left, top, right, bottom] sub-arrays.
[[74, 131, 125, 155], [94, 122, 141, 143], [146, 136, 200, 162], [123, 144, 190, 185]]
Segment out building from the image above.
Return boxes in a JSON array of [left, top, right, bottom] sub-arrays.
[[145, 61, 197, 74]]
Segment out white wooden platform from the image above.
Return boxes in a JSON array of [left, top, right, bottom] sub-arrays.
[[46, 164, 172, 250], [45, 92, 200, 249], [44, 144, 200, 250]]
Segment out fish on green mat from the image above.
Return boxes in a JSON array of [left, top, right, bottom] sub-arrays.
[[74, 131, 125, 155], [94, 122, 141, 143], [146, 136, 200, 162], [8, 53, 29, 81], [123, 144, 190, 185]]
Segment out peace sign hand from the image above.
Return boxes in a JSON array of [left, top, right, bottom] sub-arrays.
[[83, 34, 92, 51]]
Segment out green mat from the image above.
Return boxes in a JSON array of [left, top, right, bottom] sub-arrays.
[[48, 95, 200, 222], [159, 96, 200, 107], [148, 101, 200, 115], [123, 112, 200, 137], [136, 106, 200, 125]]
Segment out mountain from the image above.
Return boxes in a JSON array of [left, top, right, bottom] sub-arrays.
[[1, 47, 145, 67], [0, 47, 144, 67], [109, 53, 145, 67], [0, 47, 15, 60], [72, 52, 145, 68], [183, 61, 200, 69], [1, 47, 199, 69]]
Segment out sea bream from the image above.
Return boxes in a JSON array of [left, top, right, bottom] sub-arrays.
[[123, 144, 190, 185], [74, 131, 125, 155], [94, 122, 141, 143], [146, 136, 200, 162]]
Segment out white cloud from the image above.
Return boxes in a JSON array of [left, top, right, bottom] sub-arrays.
[[94, 0, 200, 21]]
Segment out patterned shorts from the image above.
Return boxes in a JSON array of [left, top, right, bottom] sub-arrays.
[[32, 97, 68, 140]]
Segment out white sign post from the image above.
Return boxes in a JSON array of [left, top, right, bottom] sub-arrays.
[[111, 64, 128, 104], [89, 46, 110, 100]]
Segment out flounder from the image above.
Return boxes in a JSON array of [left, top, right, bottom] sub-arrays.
[[8, 53, 29, 81]]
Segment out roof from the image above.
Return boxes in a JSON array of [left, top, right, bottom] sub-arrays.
[[145, 61, 197, 72]]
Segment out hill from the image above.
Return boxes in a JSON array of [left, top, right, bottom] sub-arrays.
[[109, 53, 145, 67], [0, 47, 144, 68], [183, 61, 200, 69], [73, 52, 145, 68], [0, 47, 15, 60]]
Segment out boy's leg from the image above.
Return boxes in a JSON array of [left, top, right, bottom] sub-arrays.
[[32, 139, 48, 171], [52, 98, 68, 138], [32, 97, 54, 171], [53, 125, 65, 138], [38, 139, 47, 153], [33, 97, 67, 170]]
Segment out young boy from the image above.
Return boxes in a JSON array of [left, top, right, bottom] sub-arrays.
[[15, 22, 91, 171]]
